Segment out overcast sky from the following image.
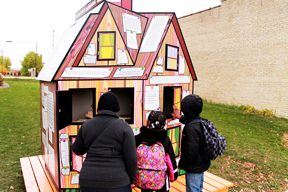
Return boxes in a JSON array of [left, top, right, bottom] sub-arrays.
[[0, 0, 221, 69]]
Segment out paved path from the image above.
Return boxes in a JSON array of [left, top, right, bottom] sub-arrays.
[[3, 76, 36, 79], [0, 82, 10, 89], [1, 76, 37, 89]]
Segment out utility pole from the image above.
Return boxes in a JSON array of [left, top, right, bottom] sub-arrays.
[[52, 30, 55, 50], [1, 50, 3, 74], [36, 42, 38, 53], [50, 30, 56, 50]]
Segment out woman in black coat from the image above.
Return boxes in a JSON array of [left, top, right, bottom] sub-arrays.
[[135, 110, 178, 192], [72, 92, 137, 192]]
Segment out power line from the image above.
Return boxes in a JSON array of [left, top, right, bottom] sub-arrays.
[[1, 25, 65, 32], [0, 40, 50, 44]]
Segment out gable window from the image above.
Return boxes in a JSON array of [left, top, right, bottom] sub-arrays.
[[97, 31, 116, 60], [165, 44, 179, 71]]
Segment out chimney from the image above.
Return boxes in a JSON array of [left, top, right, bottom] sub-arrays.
[[76, 0, 133, 21], [108, 0, 132, 10], [121, 0, 132, 10]]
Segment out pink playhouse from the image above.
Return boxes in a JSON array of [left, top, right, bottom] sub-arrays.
[[37, 0, 197, 190]]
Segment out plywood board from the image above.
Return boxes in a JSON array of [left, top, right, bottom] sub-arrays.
[[29, 156, 54, 192], [20, 157, 39, 192]]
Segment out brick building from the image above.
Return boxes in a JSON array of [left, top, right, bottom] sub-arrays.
[[10, 68, 20, 76], [179, 0, 288, 118]]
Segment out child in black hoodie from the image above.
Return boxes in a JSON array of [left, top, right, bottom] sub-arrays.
[[172, 94, 210, 192], [135, 110, 178, 192]]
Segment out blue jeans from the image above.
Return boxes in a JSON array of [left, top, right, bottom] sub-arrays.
[[81, 184, 132, 192], [185, 172, 204, 192]]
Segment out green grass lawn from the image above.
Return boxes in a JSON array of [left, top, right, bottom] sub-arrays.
[[0, 79, 41, 191], [201, 102, 288, 191], [0, 79, 287, 191]]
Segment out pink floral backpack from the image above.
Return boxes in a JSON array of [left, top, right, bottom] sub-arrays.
[[134, 142, 167, 190]]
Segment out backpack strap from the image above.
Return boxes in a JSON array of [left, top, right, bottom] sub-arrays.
[[185, 118, 201, 126], [87, 118, 118, 149], [161, 136, 170, 151]]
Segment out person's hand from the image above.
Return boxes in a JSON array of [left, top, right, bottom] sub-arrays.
[[131, 184, 135, 188], [172, 105, 181, 119], [178, 165, 183, 170]]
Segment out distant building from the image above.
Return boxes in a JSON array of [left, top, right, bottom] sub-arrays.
[[10, 68, 20, 76], [179, 0, 288, 118]]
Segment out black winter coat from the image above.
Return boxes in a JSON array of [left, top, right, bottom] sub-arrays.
[[178, 116, 210, 173], [72, 110, 137, 189], [135, 126, 178, 182]]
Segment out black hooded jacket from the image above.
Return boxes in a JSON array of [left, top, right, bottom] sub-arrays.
[[135, 126, 178, 182], [178, 95, 210, 173]]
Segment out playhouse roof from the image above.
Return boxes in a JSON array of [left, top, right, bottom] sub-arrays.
[[37, 1, 197, 82]]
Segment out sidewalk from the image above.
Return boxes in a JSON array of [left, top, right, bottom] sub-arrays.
[[3, 76, 36, 79], [0, 82, 9, 89]]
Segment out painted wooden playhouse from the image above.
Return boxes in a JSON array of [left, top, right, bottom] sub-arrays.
[[36, 0, 197, 190]]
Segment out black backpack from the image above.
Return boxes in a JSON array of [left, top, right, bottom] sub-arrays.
[[200, 118, 226, 160]]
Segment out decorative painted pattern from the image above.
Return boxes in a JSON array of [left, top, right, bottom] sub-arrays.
[[108, 3, 148, 63], [55, 14, 99, 80]]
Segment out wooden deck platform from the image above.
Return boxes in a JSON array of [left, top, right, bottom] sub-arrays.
[[20, 155, 234, 192]]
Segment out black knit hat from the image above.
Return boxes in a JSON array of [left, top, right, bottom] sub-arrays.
[[97, 92, 120, 112]]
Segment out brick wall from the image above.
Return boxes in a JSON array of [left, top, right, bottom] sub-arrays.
[[179, 0, 288, 118]]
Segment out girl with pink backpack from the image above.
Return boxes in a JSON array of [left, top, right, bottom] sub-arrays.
[[134, 111, 178, 192]]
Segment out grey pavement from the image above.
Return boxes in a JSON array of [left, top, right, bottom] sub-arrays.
[[3, 76, 36, 79]]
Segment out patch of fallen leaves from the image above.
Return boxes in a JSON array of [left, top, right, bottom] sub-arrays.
[[283, 132, 288, 148], [220, 155, 286, 191]]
